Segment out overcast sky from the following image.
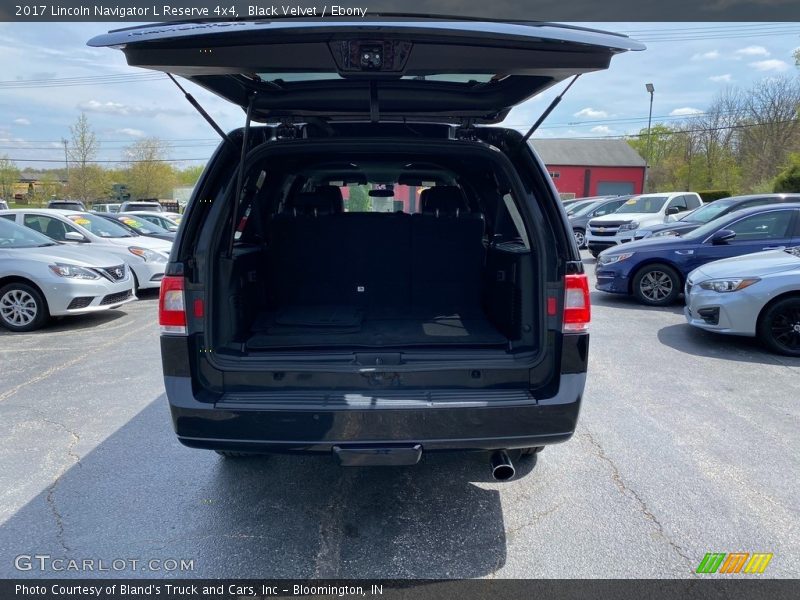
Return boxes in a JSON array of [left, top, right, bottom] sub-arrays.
[[0, 22, 798, 170]]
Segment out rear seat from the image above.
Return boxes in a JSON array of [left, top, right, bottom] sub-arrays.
[[411, 187, 485, 313], [266, 186, 484, 314]]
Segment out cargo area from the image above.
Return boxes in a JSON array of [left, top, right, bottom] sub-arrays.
[[208, 145, 541, 358]]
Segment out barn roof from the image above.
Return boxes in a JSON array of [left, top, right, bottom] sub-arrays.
[[531, 138, 646, 168]]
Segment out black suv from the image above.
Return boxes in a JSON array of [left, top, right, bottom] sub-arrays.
[[92, 19, 641, 478]]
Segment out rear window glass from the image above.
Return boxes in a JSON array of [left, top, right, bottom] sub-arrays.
[[67, 213, 134, 238], [257, 72, 495, 84]]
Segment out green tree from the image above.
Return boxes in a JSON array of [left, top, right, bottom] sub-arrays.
[[124, 137, 177, 199], [346, 185, 372, 212], [176, 165, 205, 186], [773, 154, 800, 192], [67, 113, 107, 202], [0, 155, 20, 200]]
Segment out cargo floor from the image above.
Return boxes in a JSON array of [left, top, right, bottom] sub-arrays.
[[245, 305, 507, 350]]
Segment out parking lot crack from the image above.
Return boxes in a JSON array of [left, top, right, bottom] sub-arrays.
[[7, 403, 82, 553], [580, 430, 695, 573]]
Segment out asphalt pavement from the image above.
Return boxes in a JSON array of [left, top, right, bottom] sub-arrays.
[[0, 255, 798, 579]]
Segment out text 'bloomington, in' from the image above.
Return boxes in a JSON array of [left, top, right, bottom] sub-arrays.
[[38, 4, 369, 18]]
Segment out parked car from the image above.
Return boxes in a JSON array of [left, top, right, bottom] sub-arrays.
[[0, 217, 135, 331], [47, 200, 86, 211], [119, 200, 163, 212], [126, 210, 181, 230], [586, 192, 703, 257], [101, 213, 176, 241], [595, 203, 800, 305], [89, 18, 644, 474], [0, 200, 8, 210], [684, 247, 800, 356], [636, 194, 800, 240], [0, 209, 172, 291], [569, 196, 631, 248], [564, 197, 606, 215], [92, 203, 121, 213]]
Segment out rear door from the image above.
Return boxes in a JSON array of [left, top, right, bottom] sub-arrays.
[[89, 19, 643, 123]]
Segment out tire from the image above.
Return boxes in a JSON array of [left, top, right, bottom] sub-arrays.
[[573, 229, 586, 249], [632, 264, 681, 306], [0, 282, 49, 332], [519, 446, 544, 456], [757, 296, 800, 357]]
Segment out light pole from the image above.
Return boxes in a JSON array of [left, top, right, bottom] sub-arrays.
[[645, 83, 655, 192]]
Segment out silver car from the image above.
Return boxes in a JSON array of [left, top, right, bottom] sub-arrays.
[[0, 217, 135, 331], [0, 209, 172, 291], [685, 246, 800, 356]]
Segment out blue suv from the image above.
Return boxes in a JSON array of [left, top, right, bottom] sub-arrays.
[[595, 204, 800, 305]]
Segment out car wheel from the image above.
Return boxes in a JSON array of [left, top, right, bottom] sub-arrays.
[[757, 296, 800, 357], [519, 446, 544, 457], [632, 264, 681, 306], [0, 282, 49, 332], [573, 229, 586, 248]]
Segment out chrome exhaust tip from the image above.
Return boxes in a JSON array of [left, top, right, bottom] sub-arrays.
[[490, 449, 515, 481]]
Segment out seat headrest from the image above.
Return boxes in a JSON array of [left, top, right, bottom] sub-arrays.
[[420, 186, 467, 217], [292, 186, 343, 216]]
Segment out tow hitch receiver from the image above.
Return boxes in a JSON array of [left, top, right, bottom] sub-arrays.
[[334, 444, 422, 466]]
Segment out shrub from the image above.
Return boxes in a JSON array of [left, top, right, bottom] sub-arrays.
[[773, 164, 800, 193], [696, 190, 731, 203]]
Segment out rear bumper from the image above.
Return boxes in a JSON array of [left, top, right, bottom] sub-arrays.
[[164, 373, 586, 453]]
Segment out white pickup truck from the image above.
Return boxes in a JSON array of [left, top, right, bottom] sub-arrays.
[[586, 192, 702, 256]]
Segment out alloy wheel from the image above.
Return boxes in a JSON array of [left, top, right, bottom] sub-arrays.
[[639, 270, 673, 302], [573, 230, 586, 248], [769, 305, 800, 353], [0, 289, 38, 327]]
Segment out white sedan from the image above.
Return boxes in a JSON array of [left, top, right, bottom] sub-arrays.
[[685, 246, 800, 356], [0, 217, 135, 331], [0, 209, 172, 291]]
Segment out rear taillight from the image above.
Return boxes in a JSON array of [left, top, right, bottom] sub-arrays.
[[159, 275, 186, 335], [563, 273, 591, 333]]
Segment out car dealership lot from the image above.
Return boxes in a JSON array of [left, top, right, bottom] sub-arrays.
[[0, 256, 798, 579]]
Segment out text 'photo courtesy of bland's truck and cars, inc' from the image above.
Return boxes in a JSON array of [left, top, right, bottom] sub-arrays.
[[14, 4, 369, 17]]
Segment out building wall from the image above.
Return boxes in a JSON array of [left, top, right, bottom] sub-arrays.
[[546, 165, 645, 198]]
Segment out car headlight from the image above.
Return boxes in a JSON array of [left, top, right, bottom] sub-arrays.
[[597, 252, 634, 266], [48, 263, 100, 280], [698, 278, 760, 293], [128, 246, 167, 263], [653, 230, 680, 238], [617, 221, 639, 231], [634, 230, 652, 239]]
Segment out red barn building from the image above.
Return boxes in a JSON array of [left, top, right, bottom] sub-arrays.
[[532, 139, 646, 198]]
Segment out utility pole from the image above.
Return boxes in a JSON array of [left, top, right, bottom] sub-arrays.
[[645, 83, 655, 193], [61, 138, 69, 178]]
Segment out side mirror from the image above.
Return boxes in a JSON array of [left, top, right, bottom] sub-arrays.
[[64, 231, 87, 242], [666, 206, 680, 215], [710, 229, 736, 244]]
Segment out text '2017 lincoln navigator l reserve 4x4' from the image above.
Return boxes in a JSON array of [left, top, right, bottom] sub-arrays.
[[90, 18, 643, 479]]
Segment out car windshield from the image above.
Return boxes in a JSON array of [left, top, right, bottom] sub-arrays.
[[680, 199, 735, 223], [66, 213, 135, 238], [0, 217, 57, 248], [566, 200, 599, 215], [571, 200, 608, 217], [615, 195, 668, 214], [117, 215, 168, 235], [682, 214, 734, 241]]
